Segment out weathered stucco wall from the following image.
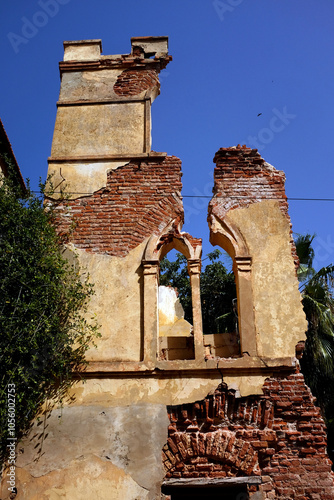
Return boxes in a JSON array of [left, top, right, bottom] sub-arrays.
[[223, 374, 269, 398], [12, 404, 168, 500], [59, 69, 123, 101], [228, 200, 306, 358], [209, 145, 307, 362], [63, 40, 102, 61], [47, 160, 129, 198], [158, 285, 192, 337], [65, 376, 223, 407], [51, 102, 146, 157], [7, 457, 151, 500], [59, 68, 160, 105], [65, 243, 145, 362], [1, 376, 223, 500]]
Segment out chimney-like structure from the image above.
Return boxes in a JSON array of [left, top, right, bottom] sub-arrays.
[[47, 37, 171, 197]]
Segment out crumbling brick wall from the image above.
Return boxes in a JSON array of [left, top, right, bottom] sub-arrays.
[[163, 374, 334, 499], [53, 156, 183, 257], [209, 145, 299, 268], [113, 68, 160, 96]]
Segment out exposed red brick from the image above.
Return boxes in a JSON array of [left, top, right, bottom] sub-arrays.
[[113, 68, 160, 96], [209, 144, 299, 268], [163, 373, 334, 499], [52, 156, 183, 258]]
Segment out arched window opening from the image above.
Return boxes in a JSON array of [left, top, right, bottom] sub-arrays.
[[158, 250, 194, 361], [201, 250, 240, 358], [209, 215, 257, 358], [142, 221, 204, 365]]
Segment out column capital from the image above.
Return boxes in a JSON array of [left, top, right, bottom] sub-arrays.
[[187, 259, 201, 276], [142, 260, 160, 275], [235, 255, 252, 273]]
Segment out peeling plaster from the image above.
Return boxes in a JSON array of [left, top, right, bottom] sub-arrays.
[[223, 375, 269, 398], [7, 455, 149, 500], [67, 376, 223, 407], [47, 160, 129, 200]]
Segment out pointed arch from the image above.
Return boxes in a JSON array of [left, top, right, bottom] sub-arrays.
[[142, 219, 204, 365], [209, 214, 257, 357], [143, 218, 201, 262]]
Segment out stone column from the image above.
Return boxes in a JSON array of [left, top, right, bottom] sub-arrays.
[[234, 256, 257, 357], [188, 259, 205, 361], [143, 260, 160, 366]]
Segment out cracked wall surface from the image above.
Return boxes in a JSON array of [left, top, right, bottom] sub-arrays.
[[209, 145, 307, 361], [13, 405, 168, 500]]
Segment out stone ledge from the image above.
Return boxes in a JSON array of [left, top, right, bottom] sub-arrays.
[[59, 54, 172, 73], [163, 476, 262, 487], [57, 97, 152, 106], [48, 152, 168, 163], [80, 355, 296, 377]]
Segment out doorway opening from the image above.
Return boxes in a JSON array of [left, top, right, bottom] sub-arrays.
[[161, 485, 249, 500]]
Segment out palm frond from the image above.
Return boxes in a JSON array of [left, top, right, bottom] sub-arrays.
[[294, 233, 315, 268]]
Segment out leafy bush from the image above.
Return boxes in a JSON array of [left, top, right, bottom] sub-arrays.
[[0, 166, 99, 466]]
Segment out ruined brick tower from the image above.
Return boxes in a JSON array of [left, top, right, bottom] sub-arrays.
[[2, 37, 334, 500]]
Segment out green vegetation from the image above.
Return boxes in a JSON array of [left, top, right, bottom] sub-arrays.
[[0, 165, 99, 466]]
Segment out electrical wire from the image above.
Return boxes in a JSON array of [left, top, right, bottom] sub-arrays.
[[32, 191, 334, 202]]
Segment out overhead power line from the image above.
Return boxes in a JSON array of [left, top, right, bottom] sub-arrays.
[[182, 196, 334, 202], [33, 191, 334, 202]]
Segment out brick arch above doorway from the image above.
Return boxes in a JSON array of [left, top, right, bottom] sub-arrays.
[[163, 376, 334, 499]]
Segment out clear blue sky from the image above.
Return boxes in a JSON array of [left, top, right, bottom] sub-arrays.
[[1, 0, 333, 268]]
